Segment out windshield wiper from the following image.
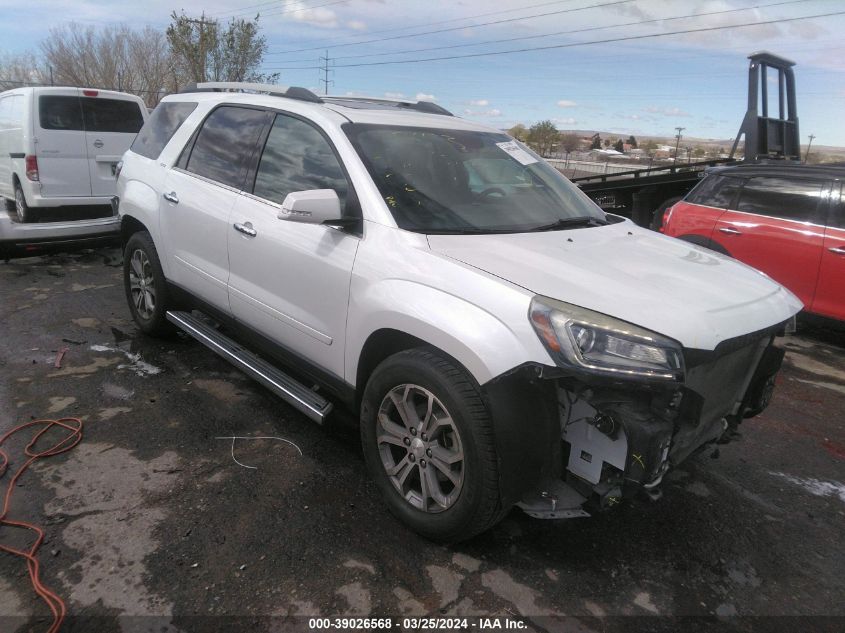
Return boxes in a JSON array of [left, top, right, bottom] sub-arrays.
[[528, 216, 608, 232]]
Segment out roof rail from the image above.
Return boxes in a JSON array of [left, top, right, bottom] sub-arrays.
[[323, 95, 454, 117], [180, 82, 324, 104]]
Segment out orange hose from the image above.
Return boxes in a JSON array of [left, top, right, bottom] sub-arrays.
[[0, 417, 83, 633]]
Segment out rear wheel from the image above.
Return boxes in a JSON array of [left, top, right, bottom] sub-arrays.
[[360, 348, 505, 542], [123, 231, 174, 336], [14, 182, 32, 223]]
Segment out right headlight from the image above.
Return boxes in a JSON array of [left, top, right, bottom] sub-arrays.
[[529, 296, 684, 381]]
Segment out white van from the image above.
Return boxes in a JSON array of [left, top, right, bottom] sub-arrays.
[[0, 87, 146, 255]]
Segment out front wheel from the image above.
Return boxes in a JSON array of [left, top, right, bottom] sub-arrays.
[[360, 348, 505, 542], [123, 231, 174, 336]]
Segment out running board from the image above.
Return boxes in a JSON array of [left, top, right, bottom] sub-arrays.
[[166, 311, 332, 423]]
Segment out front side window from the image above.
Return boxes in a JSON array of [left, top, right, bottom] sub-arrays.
[[185, 106, 268, 189], [132, 101, 197, 160], [39, 96, 84, 131], [828, 183, 844, 230], [736, 176, 825, 223], [253, 113, 349, 208], [344, 124, 605, 233], [82, 97, 144, 133], [686, 174, 744, 209]]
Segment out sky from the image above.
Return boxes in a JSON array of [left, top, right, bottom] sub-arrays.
[[1, 0, 844, 146]]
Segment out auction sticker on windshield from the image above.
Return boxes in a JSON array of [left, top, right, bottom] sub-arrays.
[[496, 140, 538, 165]]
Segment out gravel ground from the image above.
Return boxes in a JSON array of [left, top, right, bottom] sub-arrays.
[[0, 247, 843, 633]]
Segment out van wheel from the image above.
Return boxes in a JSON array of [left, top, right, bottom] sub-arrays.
[[123, 231, 174, 336], [14, 182, 32, 223], [360, 348, 505, 542]]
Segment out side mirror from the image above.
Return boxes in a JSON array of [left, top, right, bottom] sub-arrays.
[[278, 189, 342, 224]]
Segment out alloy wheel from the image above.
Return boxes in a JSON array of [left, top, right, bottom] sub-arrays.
[[128, 249, 156, 320], [376, 384, 465, 513]]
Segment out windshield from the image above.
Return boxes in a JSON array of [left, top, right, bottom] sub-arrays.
[[343, 124, 606, 233]]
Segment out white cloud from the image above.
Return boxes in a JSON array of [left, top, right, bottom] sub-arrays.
[[553, 117, 577, 125], [464, 108, 503, 118], [415, 92, 436, 102], [285, 1, 339, 28], [645, 106, 690, 118], [384, 91, 405, 99], [557, 100, 577, 107], [347, 20, 367, 31], [469, 99, 489, 106]]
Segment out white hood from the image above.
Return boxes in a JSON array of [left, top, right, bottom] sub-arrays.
[[427, 221, 802, 350]]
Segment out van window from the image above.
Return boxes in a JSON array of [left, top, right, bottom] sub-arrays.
[[184, 106, 267, 189], [828, 184, 844, 230], [82, 98, 144, 133], [253, 113, 348, 208], [39, 96, 84, 131], [131, 102, 197, 160], [686, 174, 744, 208], [736, 176, 825, 223]]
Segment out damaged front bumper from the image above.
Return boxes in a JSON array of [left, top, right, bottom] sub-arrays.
[[484, 323, 788, 519]]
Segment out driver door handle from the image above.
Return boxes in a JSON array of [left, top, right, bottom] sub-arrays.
[[829, 246, 845, 255], [233, 222, 257, 237], [719, 226, 742, 235], [163, 191, 179, 204]]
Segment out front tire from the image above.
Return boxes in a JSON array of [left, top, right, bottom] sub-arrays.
[[360, 348, 505, 542], [123, 231, 174, 336]]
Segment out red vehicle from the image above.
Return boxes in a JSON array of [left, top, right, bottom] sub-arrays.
[[661, 163, 845, 321]]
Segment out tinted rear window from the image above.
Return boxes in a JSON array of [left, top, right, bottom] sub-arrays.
[[686, 174, 743, 208], [736, 176, 825, 222], [131, 102, 197, 160], [184, 106, 268, 189], [82, 97, 144, 133], [39, 96, 84, 131]]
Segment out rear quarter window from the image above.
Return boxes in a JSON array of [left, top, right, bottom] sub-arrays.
[[82, 97, 144, 133], [685, 174, 744, 208], [131, 102, 198, 160]]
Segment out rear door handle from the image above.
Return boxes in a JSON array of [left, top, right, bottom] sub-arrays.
[[233, 222, 257, 237], [163, 192, 179, 204], [829, 246, 845, 255], [719, 226, 742, 235]]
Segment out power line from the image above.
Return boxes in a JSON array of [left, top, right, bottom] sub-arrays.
[[265, 0, 584, 51], [213, 0, 350, 20], [298, 9, 845, 69], [319, 0, 816, 63], [265, 0, 637, 56], [319, 50, 334, 94]]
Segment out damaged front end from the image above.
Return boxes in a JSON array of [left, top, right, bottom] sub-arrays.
[[496, 296, 790, 519]]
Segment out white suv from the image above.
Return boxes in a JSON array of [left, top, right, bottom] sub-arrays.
[[117, 83, 801, 541]]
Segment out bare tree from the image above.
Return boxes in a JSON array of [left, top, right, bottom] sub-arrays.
[[0, 51, 47, 90], [40, 23, 176, 106], [167, 12, 277, 85]]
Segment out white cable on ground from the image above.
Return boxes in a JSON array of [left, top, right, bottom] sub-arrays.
[[215, 436, 303, 470]]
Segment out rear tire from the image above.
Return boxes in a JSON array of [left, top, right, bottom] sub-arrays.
[[123, 231, 174, 336], [360, 348, 505, 542], [14, 182, 32, 223]]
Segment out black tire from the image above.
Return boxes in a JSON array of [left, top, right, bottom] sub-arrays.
[[650, 196, 682, 231], [360, 348, 505, 542], [14, 181, 33, 223], [123, 231, 174, 336]]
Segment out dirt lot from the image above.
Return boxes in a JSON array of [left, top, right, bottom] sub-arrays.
[[1, 247, 843, 633]]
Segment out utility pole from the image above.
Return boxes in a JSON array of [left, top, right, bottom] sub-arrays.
[[318, 50, 334, 95], [673, 127, 685, 162], [185, 15, 215, 82], [48, 65, 54, 86], [805, 134, 815, 163]]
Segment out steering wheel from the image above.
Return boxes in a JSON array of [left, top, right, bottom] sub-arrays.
[[477, 187, 506, 199]]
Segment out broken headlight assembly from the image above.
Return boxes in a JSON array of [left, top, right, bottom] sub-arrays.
[[529, 296, 685, 381]]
